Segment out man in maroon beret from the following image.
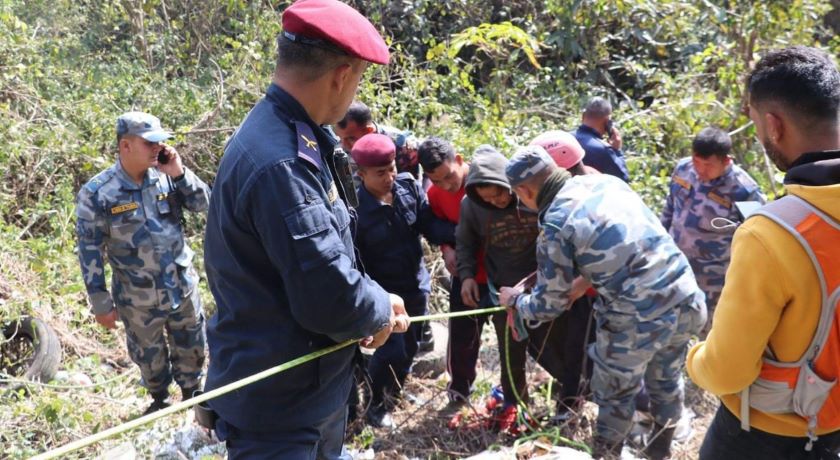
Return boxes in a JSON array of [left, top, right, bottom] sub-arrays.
[[203, 1, 408, 458], [350, 134, 456, 429]]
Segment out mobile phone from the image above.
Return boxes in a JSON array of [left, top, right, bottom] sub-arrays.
[[605, 120, 614, 138], [157, 149, 169, 164]]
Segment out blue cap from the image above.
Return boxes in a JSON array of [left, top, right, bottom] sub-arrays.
[[116, 112, 171, 142], [505, 145, 554, 186]]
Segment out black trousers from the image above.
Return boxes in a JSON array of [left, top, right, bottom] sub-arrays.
[[700, 404, 840, 460], [526, 294, 596, 408], [446, 276, 595, 405]]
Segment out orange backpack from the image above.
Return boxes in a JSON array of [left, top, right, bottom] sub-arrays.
[[739, 195, 840, 450]]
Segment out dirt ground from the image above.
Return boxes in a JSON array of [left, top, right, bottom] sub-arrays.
[[354, 318, 719, 460]]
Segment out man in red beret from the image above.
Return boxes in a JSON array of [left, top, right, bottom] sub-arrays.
[[350, 134, 455, 429], [203, 1, 408, 458]]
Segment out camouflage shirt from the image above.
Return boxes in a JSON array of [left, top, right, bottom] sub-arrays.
[[516, 174, 703, 322], [661, 157, 765, 267], [377, 124, 419, 177], [75, 161, 210, 314]]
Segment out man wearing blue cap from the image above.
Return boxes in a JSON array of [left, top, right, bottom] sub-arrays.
[[203, 0, 408, 458], [75, 111, 210, 414], [499, 146, 706, 459]]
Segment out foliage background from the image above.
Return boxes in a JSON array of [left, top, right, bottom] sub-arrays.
[[1, 0, 839, 457]]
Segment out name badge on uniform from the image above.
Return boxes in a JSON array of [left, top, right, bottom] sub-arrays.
[[707, 191, 732, 209], [111, 202, 139, 215], [328, 182, 339, 204]]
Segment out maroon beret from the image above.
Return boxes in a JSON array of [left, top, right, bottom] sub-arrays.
[[282, 0, 390, 65], [351, 134, 396, 167]]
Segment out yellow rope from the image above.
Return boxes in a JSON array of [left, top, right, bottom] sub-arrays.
[[31, 306, 506, 460]]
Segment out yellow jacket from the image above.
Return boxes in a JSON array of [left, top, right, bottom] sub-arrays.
[[687, 183, 840, 436]]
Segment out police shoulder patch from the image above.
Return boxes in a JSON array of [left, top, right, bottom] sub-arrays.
[[111, 202, 139, 215], [294, 121, 323, 171], [84, 168, 116, 193]]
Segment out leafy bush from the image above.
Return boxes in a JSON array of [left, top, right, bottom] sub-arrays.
[[0, 0, 837, 457]]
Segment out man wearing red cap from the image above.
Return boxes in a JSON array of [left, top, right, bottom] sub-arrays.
[[203, 1, 407, 458], [350, 134, 455, 429]]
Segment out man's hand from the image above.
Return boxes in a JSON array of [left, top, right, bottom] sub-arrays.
[[156, 143, 185, 178], [390, 293, 409, 333], [460, 277, 480, 308], [568, 276, 592, 304], [607, 126, 623, 150], [361, 294, 409, 349], [95, 310, 118, 330], [499, 286, 523, 308], [441, 245, 457, 276]]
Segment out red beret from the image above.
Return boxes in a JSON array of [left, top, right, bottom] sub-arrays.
[[282, 0, 390, 65], [351, 133, 396, 167]]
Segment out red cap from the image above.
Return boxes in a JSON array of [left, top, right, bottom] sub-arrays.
[[351, 134, 396, 167], [282, 0, 390, 65]]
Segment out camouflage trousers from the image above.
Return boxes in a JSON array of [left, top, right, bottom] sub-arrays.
[[588, 299, 706, 445], [689, 260, 726, 333], [115, 285, 206, 394]]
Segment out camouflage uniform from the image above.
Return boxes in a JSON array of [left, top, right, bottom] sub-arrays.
[[75, 161, 210, 394], [661, 158, 765, 319], [376, 124, 419, 177], [513, 173, 707, 446]]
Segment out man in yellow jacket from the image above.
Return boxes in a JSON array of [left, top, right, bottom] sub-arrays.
[[687, 46, 840, 459]]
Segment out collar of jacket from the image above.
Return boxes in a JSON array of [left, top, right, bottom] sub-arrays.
[[784, 150, 840, 186], [356, 180, 401, 214], [115, 160, 161, 190], [264, 82, 337, 151], [578, 124, 603, 139]]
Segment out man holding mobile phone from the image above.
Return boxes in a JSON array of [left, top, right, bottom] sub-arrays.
[[575, 97, 631, 182], [75, 111, 211, 415]]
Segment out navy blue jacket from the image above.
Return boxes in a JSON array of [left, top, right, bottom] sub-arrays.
[[355, 173, 455, 298], [203, 83, 391, 432], [575, 124, 630, 182]]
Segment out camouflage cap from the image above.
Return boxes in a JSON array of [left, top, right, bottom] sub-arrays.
[[506, 145, 554, 186], [116, 112, 172, 142]]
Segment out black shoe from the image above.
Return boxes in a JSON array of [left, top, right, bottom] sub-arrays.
[[143, 391, 170, 415], [418, 322, 434, 352], [181, 385, 200, 401], [643, 423, 675, 460], [366, 407, 395, 429]]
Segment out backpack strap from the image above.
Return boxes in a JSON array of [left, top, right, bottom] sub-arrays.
[[752, 196, 834, 362], [740, 196, 839, 439]]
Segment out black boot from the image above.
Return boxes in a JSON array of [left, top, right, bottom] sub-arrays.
[[592, 437, 623, 460], [418, 321, 435, 352], [644, 423, 676, 460], [181, 384, 200, 401], [144, 390, 170, 415]]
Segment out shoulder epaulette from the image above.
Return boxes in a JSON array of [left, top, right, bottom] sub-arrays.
[[83, 168, 116, 194], [294, 121, 323, 171], [673, 175, 691, 191]]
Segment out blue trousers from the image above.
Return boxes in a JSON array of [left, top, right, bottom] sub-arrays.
[[367, 291, 428, 410], [217, 405, 350, 460]]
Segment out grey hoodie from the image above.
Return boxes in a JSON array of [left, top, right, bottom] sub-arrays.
[[456, 146, 540, 287]]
